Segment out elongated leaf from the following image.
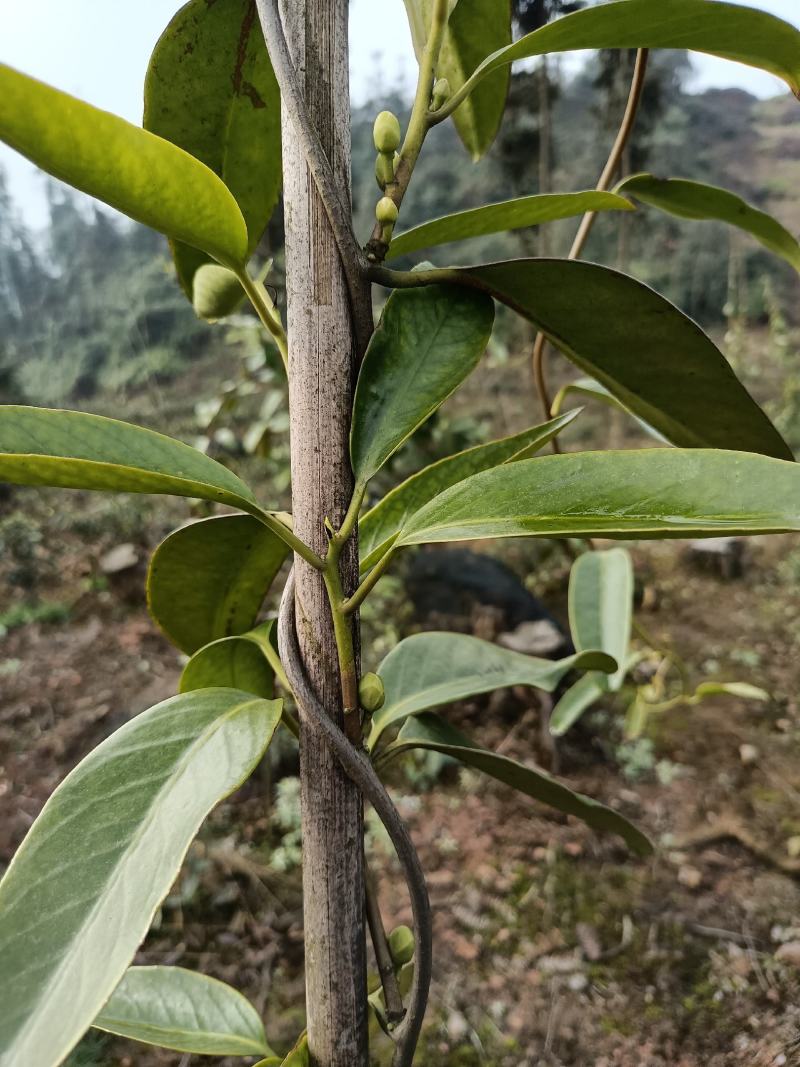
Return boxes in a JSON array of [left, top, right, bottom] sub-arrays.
[[445, 260, 791, 458], [180, 623, 276, 697], [0, 689, 282, 1066], [359, 411, 578, 571], [0, 64, 247, 268], [694, 681, 769, 701], [569, 549, 633, 692], [400, 449, 800, 548], [148, 515, 288, 654], [552, 376, 669, 444], [0, 406, 261, 515], [388, 191, 633, 260], [449, 0, 800, 108], [145, 0, 281, 293], [388, 713, 652, 856], [550, 672, 609, 738], [93, 966, 273, 1056], [617, 174, 800, 272], [405, 0, 512, 160], [350, 285, 495, 485], [368, 631, 616, 749], [379, 259, 790, 455]]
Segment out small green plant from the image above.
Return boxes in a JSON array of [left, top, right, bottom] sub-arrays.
[[551, 547, 769, 743], [0, 2, 799, 1066]]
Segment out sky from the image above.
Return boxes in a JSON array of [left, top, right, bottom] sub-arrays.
[[1, 0, 798, 228]]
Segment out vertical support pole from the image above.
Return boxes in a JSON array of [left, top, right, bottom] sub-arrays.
[[279, 2, 368, 1064]]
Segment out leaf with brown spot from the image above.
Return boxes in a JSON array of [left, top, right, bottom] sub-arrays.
[[145, 0, 282, 294]]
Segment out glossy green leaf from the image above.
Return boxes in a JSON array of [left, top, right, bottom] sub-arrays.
[[368, 631, 616, 749], [0, 689, 282, 1067], [448, 0, 800, 111], [447, 260, 791, 458], [192, 264, 248, 322], [148, 515, 288, 654], [0, 406, 260, 513], [180, 623, 277, 698], [617, 174, 800, 273], [359, 411, 579, 570], [552, 376, 668, 444], [388, 191, 633, 260], [144, 0, 281, 292], [93, 966, 273, 1056], [550, 672, 609, 738], [0, 64, 247, 268], [350, 285, 495, 485], [569, 549, 633, 692], [399, 449, 800, 548], [405, 0, 512, 160], [388, 713, 652, 856]]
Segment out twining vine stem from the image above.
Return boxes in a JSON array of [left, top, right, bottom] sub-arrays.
[[532, 47, 650, 430], [254, 0, 374, 354], [278, 572, 433, 1067], [365, 867, 406, 1027]]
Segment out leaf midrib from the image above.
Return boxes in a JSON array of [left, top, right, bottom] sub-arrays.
[[7, 695, 269, 1063]]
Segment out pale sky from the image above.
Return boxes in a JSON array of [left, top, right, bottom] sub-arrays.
[[1, 0, 798, 228]]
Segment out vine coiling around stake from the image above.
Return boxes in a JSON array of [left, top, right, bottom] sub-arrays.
[[278, 571, 432, 1067]]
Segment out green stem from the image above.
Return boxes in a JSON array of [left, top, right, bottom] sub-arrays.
[[323, 560, 362, 742], [333, 482, 366, 550], [343, 547, 397, 616], [236, 266, 290, 372], [365, 0, 450, 262], [255, 510, 326, 571]]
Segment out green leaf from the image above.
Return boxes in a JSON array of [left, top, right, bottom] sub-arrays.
[[388, 713, 652, 856], [0, 64, 247, 268], [552, 376, 668, 444], [694, 681, 769, 701], [144, 0, 281, 293], [449, 260, 791, 458], [359, 411, 579, 570], [0, 689, 282, 1067], [388, 191, 633, 260], [350, 285, 495, 485], [192, 264, 248, 322], [550, 672, 609, 738], [399, 449, 800, 548], [180, 623, 277, 698], [147, 514, 289, 654], [0, 406, 260, 513], [368, 631, 616, 749], [405, 0, 512, 160], [617, 174, 800, 273], [569, 549, 633, 692], [93, 965, 273, 1056], [450, 0, 800, 108]]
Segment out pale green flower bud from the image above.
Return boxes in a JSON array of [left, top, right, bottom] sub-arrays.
[[373, 110, 401, 154]]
